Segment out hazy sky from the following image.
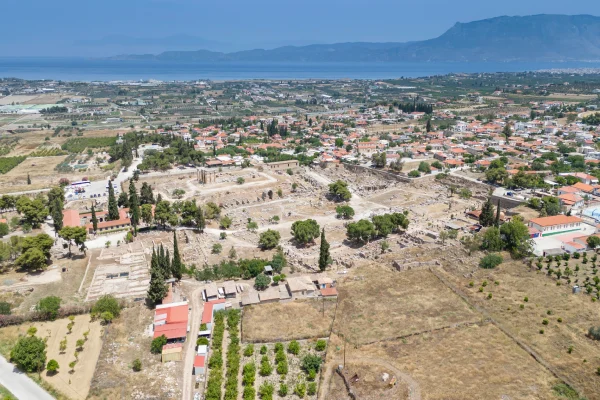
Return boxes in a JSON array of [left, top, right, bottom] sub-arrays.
[[2, 0, 600, 56]]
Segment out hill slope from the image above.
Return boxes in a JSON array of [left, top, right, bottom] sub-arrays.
[[111, 15, 600, 62]]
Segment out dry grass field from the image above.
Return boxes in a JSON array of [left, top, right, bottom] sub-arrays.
[[88, 304, 182, 400], [329, 323, 559, 400], [439, 259, 600, 399], [242, 299, 337, 342], [0, 314, 103, 400], [333, 267, 479, 344]]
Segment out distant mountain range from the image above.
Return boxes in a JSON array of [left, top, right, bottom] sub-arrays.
[[109, 14, 600, 63]]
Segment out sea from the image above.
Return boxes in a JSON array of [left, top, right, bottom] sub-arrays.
[[1, 58, 600, 81]]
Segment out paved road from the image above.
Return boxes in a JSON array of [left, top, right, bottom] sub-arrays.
[[180, 283, 205, 400], [0, 355, 54, 400]]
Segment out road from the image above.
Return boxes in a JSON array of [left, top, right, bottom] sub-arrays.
[[0, 355, 54, 400], [180, 283, 205, 400]]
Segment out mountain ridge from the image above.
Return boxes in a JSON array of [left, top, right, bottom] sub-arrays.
[[108, 14, 600, 62]]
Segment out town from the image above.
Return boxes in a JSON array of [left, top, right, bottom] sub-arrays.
[[1, 71, 600, 400]]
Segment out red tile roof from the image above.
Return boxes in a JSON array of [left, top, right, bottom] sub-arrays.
[[201, 299, 226, 325], [194, 355, 205, 367], [529, 215, 582, 227]]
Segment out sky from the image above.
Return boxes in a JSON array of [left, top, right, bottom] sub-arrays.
[[1, 0, 600, 56]]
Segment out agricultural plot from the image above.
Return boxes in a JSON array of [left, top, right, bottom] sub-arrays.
[[0, 156, 26, 174], [333, 267, 478, 344], [242, 299, 336, 343], [240, 339, 325, 400], [61, 137, 117, 153], [0, 314, 103, 400]]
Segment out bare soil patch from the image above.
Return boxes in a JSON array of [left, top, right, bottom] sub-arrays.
[[333, 266, 478, 344], [242, 299, 337, 343]]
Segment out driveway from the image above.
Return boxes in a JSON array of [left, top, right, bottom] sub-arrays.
[[0, 355, 54, 400]]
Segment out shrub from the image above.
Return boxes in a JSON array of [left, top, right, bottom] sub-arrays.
[[259, 358, 272, 376], [301, 354, 323, 373], [307, 382, 317, 396], [242, 362, 256, 386], [274, 342, 283, 353], [0, 301, 10, 315], [479, 253, 503, 269], [278, 383, 288, 397], [294, 383, 306, 397], [10, 335, 46, 373], [315, 339, 327, 351], [100, 311, 114, 324], [524, 296, 529, 302], [568, 346, 574, 354], [244, 344, 254, 357], [287, 340, 300, 355], [197, 337, 209, 346], [92, 295, 121, 318], [151, 335, 167, 354], [588, 326, 600, 341], [36, 296, 61, 320], [276, 360, 288, 375], [132, 358, 142, 372], [46, 359, 59, 373], [243, 386, 255, 400], [260, 345, 267, 354], [542, 319, 549, 325]]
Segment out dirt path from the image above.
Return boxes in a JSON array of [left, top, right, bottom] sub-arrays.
[[180, 284, 204, 400], [320, 356, 421, 400]]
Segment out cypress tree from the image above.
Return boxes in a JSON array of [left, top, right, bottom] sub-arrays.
[[51, 198, 63, 232], [318, 228, 331, 272], [165, 249, 171, 279], [147, 263, 167, 304], [195, 205, 205, 232], [128, 180, 140, 234], [91, 204, 98, 233], [426, 119, 432, 133], [172, 231, 183, 280], [107, 180, 119, 221], [495, 201, 502, 227], [479, 198, 495, 227], [27, 173, 31, 185]]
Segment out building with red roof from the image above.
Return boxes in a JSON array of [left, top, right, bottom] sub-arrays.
[[153, 301, 189, 340]]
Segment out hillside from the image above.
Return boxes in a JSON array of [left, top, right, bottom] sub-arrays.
[[110, 14, 600, 62]]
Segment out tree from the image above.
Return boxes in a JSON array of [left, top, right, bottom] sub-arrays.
[[426, 119, 432, 132], [147, 253, 168, 304], [140, 182, 155, 205], [372, 214, 395, 237], [254, 273, 271, 290], [371, 152, 386, 168], [194, 203, 205, 231], [481, 227, 503, 251], [59, 226, 87, 257], [328, 180, 352, 201], [479, 199, 495, 227], [172, 231, 183, 280], [418, 161, 431, 174], [503, 123, 512, 140], [335, 138, 344, 147], [301, 354, 322, 373], [21, 233, 54, 258], [0, 222, 8, 237], [27, 173, 31, 185], [16, 196, 48, 228], [495, 200, 502, 227], [91, 204, 98, 233], [220, 215, 232, 229], [129, 180, 140, 233], [335, 205, 355, 219], [51, 198, 63, 232], [346, 219, 376, 243], [500, 216, 531, 258], [15, 247, 47, 271], [107, 181, 119, 221], [36, 296, 61, 320], [92, 294, 121, 318], [212, 243, 222, 254], [258, 229, 280, 249], [140, 204, 153, 226], [100, 311, 114, 324], [153, 200, 171, 227], [291, 219, 320, 245], [587, 235, 600, 250], [151, 335, 167, 354], [480, 253, 503, 269], [204, 202, 221, 219], [10, 336, 46, 373], [408, 170, 420, 178], [118, 191, 129, 208], [46, 359, 59, 373], [318, 229, 331, 272], [247, 221, 258, 231]]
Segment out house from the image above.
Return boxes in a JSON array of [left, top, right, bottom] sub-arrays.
[[222, 281, 237, 299], [241, 292, 260, 306], [320, 287, 338, 297], [63, 208, 131, 234], [314, 277, 333, 289], [528, 215, 583, 237], [196, 345, 208, 356], [193, 355, 206, 375], [264, 160, 299, 171], [258, 287, 281, 303], [204, 284, 219, 302], [161, 343, 183, 363], [286, 276, 316, 298], [153, 301, 189, 341], [557, 193, 584, 208]]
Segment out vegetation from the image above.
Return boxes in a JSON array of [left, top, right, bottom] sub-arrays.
[[61, 137, 117, 153], [150, 335, 167, 354], [0, 156, 26, 174], [10, 335, 46, 373], [480, 253, 503, 269], [258, 229, 280, 249], [291, 219, 320, 245]]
